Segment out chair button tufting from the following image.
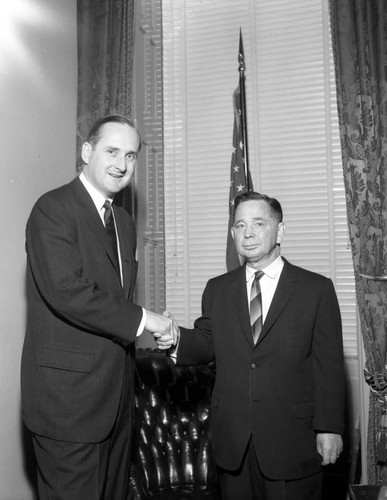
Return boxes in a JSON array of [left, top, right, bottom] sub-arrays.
[[131, 349, 220, 498]]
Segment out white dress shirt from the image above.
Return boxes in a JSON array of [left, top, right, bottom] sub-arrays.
[[246, 256, 284, 322]]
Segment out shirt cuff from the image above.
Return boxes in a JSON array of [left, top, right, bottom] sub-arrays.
[[136, 308, 147, 337], [168, 334, 180, 363]]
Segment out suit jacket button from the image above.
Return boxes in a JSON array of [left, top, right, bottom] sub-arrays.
[[251, 363, 257, 369]]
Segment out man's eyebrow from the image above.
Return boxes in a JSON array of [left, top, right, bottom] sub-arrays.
[[105, 146, 138, 155], [236, 217, 264, 221]]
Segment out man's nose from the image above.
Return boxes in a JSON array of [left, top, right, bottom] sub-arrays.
[[115, 156, 127, 172], [244, 224, 255, 238]]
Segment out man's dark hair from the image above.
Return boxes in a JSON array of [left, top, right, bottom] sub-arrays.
[[234, 191, 283, 223], [86, 115, 142, 153]]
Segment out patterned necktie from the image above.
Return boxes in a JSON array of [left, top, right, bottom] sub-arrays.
[[103, 200, 119, 266], [250, 270, 264, 344]]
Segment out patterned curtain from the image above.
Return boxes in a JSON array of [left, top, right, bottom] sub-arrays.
[[77, 0, 135, 212], [330, 0, 387, 483]]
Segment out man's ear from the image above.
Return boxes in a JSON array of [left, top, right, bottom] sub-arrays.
[[276, 222, 285, 245], [231, 227, 235, 241], [81, 142, 92, 165]]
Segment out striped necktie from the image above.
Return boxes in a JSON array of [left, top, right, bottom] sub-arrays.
[[250, 270, 264, 344]]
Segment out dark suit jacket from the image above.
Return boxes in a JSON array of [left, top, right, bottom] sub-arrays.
[[21, 177, 143, 443], [177, 259, 345, 480]]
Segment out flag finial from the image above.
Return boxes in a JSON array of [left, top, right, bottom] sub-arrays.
[[238, 29, 245, 72]]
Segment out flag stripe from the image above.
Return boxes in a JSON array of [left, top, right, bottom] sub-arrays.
[[226, 83, 254, 271]]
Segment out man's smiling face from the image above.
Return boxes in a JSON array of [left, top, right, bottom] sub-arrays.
[[81, 122, 140, 199]]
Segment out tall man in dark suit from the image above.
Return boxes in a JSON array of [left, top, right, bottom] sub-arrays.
[[21, 115, 176, 500], [163, 191, 345, 500]]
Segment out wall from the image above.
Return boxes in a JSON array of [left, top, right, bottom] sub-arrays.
[[0, 0, 77, 497]]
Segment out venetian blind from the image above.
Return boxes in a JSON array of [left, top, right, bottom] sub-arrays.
[[163, 0, 358, 356]]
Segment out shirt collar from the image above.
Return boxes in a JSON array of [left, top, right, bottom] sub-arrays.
[[79, 172, 113, 212], [246, 255, 284, 283]]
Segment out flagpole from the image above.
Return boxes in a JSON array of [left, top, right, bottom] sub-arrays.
[[238, 29, 250, 190], [226, 30, 254, 271]]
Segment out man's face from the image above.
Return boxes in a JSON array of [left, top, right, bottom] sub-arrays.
[[81, 122, 140, 199], [231, 199, 285, 268]]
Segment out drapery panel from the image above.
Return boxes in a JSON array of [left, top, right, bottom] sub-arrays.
[[330, 0, 387, 483], [77, 0, 135, 212]]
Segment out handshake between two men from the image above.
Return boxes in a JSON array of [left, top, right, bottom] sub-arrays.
[[145, 310, 180, 350]]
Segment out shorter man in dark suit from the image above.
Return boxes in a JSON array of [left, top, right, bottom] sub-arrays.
[[161, 191, 345, 500], [21, 115, 176, 500]]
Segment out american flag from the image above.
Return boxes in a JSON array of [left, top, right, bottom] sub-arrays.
[[226, 82, 253, 272]]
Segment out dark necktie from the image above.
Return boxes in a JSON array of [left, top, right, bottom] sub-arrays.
[[103, 200, 119, 266], [250, 270, 264, 344]]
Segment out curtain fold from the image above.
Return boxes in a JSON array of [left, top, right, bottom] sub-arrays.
[[330, 0, 387, 483], [76, 0, 135, 212]]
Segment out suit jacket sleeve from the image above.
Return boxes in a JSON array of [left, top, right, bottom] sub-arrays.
[[26, 188, 143, 344], [177, 279, 216, 366], [312, 277, 345, 434]]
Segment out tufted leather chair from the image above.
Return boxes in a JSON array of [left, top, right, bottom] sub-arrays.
[[129, 349, 220, 499]]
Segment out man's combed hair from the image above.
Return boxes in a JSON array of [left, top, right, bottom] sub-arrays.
[[234, 191, 283, 223], [86, 114, 142, 152]]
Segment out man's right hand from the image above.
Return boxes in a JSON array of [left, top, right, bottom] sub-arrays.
[[144, 310, 178, 349]]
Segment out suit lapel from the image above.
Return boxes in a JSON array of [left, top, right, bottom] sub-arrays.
[[230, 265, 256, 348], [257, 259, 296, 344], [71, 178, 122, 283]]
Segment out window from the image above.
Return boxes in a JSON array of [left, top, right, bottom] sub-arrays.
[[162, 0, 357, 356]]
